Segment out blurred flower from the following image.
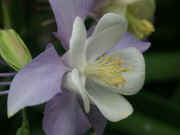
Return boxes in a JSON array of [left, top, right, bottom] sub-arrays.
[[7, 12, 149, 135], [90, 0, 156, 39], [0, 29, 32, 71]]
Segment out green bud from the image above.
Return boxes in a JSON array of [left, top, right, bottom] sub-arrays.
[[0, 29, 32, 71]]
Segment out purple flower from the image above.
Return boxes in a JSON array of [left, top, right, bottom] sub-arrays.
[[7, 0, 150, 135], [7, 14, 150, 135], [7, 45, 106, 135]]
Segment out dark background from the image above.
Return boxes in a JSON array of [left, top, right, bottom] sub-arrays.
[[1, 0, 180, 135]]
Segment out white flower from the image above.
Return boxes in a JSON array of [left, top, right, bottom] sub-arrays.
[[62, 13, 145, 122]]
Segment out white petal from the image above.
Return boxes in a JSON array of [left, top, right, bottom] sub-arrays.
[[63, 69, 90, 113], [94, 47, 145, 95], [86, 81, 133, 122], [86, 13, 127, 62], [93, 13, 126, 35], [66, 17, 87, 70]]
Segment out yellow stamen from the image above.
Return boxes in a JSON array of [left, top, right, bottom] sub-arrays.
[[85, 55, 132, 88], [127, 13, 155, 39], [140, 20, 155, 35]]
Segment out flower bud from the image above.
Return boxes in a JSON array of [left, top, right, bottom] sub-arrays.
[[127, 0, 156, 39], [90, 0, 156, 39], [0, 29, 32, 71]]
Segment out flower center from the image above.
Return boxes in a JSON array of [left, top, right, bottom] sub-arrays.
[[85, 55, 132, 88]]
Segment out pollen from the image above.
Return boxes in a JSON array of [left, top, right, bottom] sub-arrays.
[[137, 19, 155, 37], [85, 55, 132, 88]]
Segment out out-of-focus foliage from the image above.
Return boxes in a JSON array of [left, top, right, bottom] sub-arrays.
[[0, 0, 180, 135]]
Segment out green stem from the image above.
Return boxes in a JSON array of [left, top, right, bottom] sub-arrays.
[[1, 0, 11, 28], [16, 109, 31, 135], [22, 109, 28, 123]]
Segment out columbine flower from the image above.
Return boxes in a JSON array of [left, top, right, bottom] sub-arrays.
[[7, 0, 150, 135], [61, 13, 146, 120], [90, 0, 156, 39], [7, 12, 149, 135]]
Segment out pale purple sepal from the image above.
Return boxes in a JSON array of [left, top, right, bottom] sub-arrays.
[[8, 45, 68, 116], [43, 91, 91, 135], [49, 0, 95, 49], [88, 105, 107, 135], [108, 33, 151, 53]]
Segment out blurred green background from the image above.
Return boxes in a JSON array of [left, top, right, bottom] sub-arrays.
[[0, 0, 180, 135]]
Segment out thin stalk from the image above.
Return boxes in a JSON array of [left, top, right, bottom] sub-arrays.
[[0, 72, 16, 77], [16, 109, 31, 135], [1, 0, 11, 28], [0, 90, 8, 95], [0, 81, 11, 86]]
